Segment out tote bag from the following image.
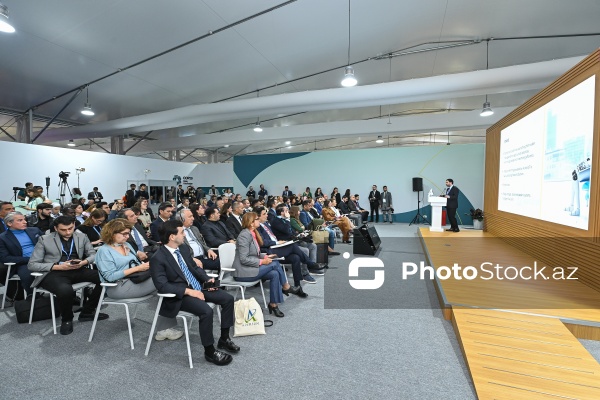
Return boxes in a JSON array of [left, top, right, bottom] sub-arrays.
[[233, 297, 266, 337]]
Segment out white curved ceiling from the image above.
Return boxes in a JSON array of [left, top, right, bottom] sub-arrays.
[[0, 0, 598, 160]]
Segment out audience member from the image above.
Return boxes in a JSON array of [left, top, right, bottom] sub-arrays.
[[77, 209, 106, 246], [282, 186, 293, 197], [258, 184, 268, 198], [0, 212, 42, 296], [135, 183, 150, 201], [232, 212, 289, 317], [189, 203, 206, 230], [219, 202, 232, 223], [26, 203, 54, 232], [177, 209, 220, 272], [87, 187, 104, 205], [225, 201, 243, 238], [322, 199, 353, 243], [348, 194, 369, 223], [314, 187, 324, 198], [17, 182, 33, 201], [150, 220, 238, 366], [299, 200, 339, 255], [245, 186, 256, 199], [208, 185, 219, 197], [28, 215, 108, 335], [118, 208, 157, 261], [134, 199, 154, 228], [150, 202, 175, 242], [125, 184, 137, 207], [301, 187, 312, 199], [199, 207, 236, 248]]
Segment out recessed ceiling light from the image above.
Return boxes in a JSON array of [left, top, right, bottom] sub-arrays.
[[376, 136, 384, 144], [223, 144, 230, 148], [0, 4, 15, 33], [68, 140, 76, 147], [253, 123, 263, 133], [285, 141, 291, 145]]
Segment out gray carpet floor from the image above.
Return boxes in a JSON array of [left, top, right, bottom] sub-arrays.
[[1, 223, 598, 399]]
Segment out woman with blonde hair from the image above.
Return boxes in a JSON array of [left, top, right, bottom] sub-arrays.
[[232, 212, 291, 317]]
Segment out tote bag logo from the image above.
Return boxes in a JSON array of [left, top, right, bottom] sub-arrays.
[[349, 258, 385, 290], [245, 309, 258, 324]]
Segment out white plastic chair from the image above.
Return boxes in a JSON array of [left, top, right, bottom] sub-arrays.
[[217, 243, 267, 308], [144, 293, 215, 369], [1, 263, 26, 309], [29, 272, 93, 335], [88, 282, 155, 349]]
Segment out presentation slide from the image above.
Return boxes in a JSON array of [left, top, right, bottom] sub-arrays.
[[498, 75, 595, 230]]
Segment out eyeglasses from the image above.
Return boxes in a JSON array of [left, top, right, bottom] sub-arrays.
[[117, 231, 131, 236], [117, 202, 124, 205]]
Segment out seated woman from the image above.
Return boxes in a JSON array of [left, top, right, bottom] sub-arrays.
[[314, 187, 324, 199], [219, 203, 232, 223], [73, 204, 86, 224], [232, 212, 293, 318], [77, 209, 107, 246], [322, 199, 353, 243], [94, 218, 156, 299], [301, 187, 312, 199], [135, 199, 154, 229], [190, 203, 206, 230], [289, 206, 306, 234]]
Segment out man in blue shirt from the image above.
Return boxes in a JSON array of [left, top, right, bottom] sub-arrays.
[[299, 200, 339, 255], [0, 212, 43, 296]]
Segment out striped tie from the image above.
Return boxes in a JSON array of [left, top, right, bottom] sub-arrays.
[[174, 249, 202, 290]]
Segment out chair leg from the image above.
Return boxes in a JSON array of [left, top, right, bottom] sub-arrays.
[[259, 282, 267, 309], [217, 306, 221, 324], [124, 304, 134, 350], [132, 303, 139, 320], [145, 297, 163, 356], [29, 288, 38, 324], [88, 286, 106, 343], [180, 315, 193, 369], [1, 265, 11, 309], [240, 287, 245, 300], [49, 295, 56, 335]]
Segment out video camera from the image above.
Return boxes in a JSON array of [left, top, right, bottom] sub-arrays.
[[59, 171, 70, 182]]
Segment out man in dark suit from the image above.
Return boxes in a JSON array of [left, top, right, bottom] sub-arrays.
[[348, 195, 369, 223], [87, 187, 103, 205], [282, 186, 293, 197], [225, 201, 243, 238], [0, 212, 42, 296], [176, 209, 220, 272], [125, 184, 137, 207], [200, 207, 236, 248], [117, 209, 159, 260], [0, 201, 15, 234], [150, 202, 175, 242], [339, 196, 361, 227], [150, 220, 238, 366], [368, 185, 381, 223], [135, 183, 150, 201], [444, 178, 460, 232], [266, 198, 277, 224]]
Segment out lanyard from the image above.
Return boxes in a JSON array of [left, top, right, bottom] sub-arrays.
[[93, 226, 102, 236], [61, 239, 75, 260]]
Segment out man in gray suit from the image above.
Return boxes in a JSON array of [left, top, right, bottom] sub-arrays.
[[28, 215, 108, 335], [177, 209, 220, 272], [381, 186, 394, 223]]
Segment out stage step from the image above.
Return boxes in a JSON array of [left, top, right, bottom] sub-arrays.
[[453, 308, 600, 400]]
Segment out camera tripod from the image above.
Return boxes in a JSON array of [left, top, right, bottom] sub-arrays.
[[409, 190, 430, 226], [58, 176, 72, 206]]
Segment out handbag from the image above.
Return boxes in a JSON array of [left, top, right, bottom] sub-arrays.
[[233, 297, 266, 337], [311, 225, 330, 244], [128, 257, 152, 284]]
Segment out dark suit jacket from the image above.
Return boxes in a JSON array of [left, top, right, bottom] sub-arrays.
[[125, 189, 136, 207], [348, 200, 359, 213], [87, 191, 103, 202], [77, 224, 102, 243], [0, 219, 6, 234], [446, 186, 459, 209], [271, 217, 295, 241], [182, 226, 211, 257], [368, 190, 381, 205], [150, 218, 168, 242], [225, 215, 243, 238], [0, 228, 43, 267], [127, 223, 158, 252], [199, 220, 235, 248], [282, 190, 293, 197], [339, 200, 351, 214], [267, 208, 276, 224], [149, 244, 209, 318]]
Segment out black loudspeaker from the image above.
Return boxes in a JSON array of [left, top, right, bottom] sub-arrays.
[[353, 223, 381, 256], [412, 177, 423, 192]]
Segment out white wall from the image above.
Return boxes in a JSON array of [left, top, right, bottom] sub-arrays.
[[0, 141, 233, 203]]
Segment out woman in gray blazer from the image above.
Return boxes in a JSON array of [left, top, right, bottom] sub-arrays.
[[232, 212, 290, 317]]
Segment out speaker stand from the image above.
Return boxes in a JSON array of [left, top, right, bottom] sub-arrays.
[[409, 191, 430, 226]]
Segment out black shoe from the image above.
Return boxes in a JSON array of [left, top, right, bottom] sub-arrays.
[[205, 349, 233, 366], [78, 312, 109, 322], [60, 320, 73, 335], [217, 337, 240, 353], [308, 263, 325, 271], [445, 229, 454, 231], [454, 229, 460, 232], [282, 285, 298, 296], [294, 287, 308, 298], [329, 251, 340, 256], [343, 240, 351, 244], [268, 304, 284, 317]]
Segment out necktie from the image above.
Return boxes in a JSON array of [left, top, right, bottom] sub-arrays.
[[132, 229, 144, 250], [186, 228, 203, 256], [263, 224, 277, 241], [446, 187, 450, 194], [174, 249, 202, 290]]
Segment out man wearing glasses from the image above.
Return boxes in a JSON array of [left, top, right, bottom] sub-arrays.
[[28, 215, 108, 335]]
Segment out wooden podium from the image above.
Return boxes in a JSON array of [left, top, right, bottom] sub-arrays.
[[428, 196, 447, 232]]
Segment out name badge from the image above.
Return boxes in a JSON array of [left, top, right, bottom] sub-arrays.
[[382, 199, 386, 203]]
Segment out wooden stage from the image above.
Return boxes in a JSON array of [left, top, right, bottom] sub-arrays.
[[419, 228, 600, 399]]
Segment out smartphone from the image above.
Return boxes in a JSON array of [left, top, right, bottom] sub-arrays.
[[70, 260, 81, 265], [202, 280, 220, 290]]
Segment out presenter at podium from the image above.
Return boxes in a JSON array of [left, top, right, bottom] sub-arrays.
[[443, 179, 460, 232]]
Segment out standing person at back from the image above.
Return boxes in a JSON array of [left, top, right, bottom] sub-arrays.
[[125, 184, 137, 207], [444, 178, 460, 232], [368, 185, 381, 223], [381, 186, 393, 223]]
